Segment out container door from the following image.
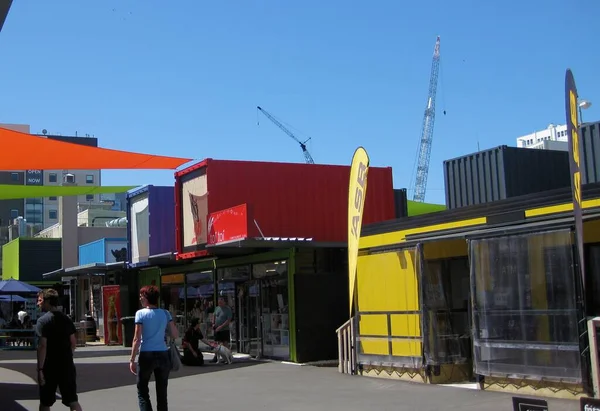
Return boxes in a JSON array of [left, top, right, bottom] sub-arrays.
[[237, 281, 262, 357]]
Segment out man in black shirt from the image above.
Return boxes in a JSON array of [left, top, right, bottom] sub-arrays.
[[36, 289, 83, 411]]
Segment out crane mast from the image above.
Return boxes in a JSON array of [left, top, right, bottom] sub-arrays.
[[257, 106, 315, 164], [413, 36, 441, 203]]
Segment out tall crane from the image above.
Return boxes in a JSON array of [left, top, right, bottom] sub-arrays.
[[413, 36, 441, 203], [257, 106, 315, 164]]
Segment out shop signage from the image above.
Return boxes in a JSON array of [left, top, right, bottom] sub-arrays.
[[207, 204, 249, 245], [581, 397, 600, 411], [512, 396, 548, 411], [26, 169, 43, 186], [347, 146, 369, 314], [565, 68, 586, 294]]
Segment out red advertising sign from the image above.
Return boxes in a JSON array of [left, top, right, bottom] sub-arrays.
[[207, 204, 249, 245], [102, 285, 122, 345]]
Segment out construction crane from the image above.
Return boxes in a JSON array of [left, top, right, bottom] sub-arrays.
[[257, 106, 315, 164], [412, 36, 441, 203]]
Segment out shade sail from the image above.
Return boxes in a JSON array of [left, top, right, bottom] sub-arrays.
[[0, 127, 192, 170], [407, 200, 446, 216], [0, 185, 136, 200]]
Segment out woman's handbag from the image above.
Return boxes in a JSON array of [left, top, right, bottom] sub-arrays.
[[164, 310, 181, 372]]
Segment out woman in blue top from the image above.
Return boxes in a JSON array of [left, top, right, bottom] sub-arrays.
[[129, 285, 179, 411]]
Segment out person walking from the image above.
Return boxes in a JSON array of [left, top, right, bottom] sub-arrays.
[[129, 285, 179, 411], [35, 289, 83, 411]]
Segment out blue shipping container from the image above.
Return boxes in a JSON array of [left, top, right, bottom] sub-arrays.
[[126, 185, 175, 266], [79, 238, 128, 265]]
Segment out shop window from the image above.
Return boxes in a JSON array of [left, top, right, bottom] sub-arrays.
[[160, 274, 186, 345], [470, 230, 581, 382], [185, 270, 215, 338]]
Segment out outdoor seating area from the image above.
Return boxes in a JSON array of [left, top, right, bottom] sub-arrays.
[[0, 279, 41, 351]]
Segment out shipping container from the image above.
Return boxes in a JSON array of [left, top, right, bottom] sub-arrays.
[[582, 121, 600, 184], [444, 145, 571, 209], [174, 159, 395, 259], [393, 188, 408, 218], [126, 185, 175, 265], [1, 238, 61, 282], [79, 238, 128, 265]]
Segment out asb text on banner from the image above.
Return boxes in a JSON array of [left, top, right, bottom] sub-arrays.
[[565, 68, 586, 293], [348, 147, 369, 314]]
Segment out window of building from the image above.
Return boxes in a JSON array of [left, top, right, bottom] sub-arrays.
[[49, 173, 57, 183], [11, 172, 19, 181], [10, 209, 18, 218], [49, 196, 57, 201], [86, 194, 94, 201], [86, 175, 94, 184], [49, 210, 57, 220]]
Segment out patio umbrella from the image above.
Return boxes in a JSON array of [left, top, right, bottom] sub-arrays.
[[0, 279, 42, 294], [0, 295, 28, 302]]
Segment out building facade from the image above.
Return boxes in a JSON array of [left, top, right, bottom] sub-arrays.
[[516, 123, 568, 149]]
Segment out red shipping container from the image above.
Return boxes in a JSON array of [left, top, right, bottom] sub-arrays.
[[175, 159, 395, 260]]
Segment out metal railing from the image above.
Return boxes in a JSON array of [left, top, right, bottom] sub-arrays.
[[336, 317, 357, 375]]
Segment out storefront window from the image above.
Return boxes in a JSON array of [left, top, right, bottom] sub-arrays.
[[254, 261, 289, 359], [185, 270, 214, 338], [470, 230, 581, 382], [160, 274, 185, 345]]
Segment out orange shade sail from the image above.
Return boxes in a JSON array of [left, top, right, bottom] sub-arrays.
[[0, 127, 193, 170]]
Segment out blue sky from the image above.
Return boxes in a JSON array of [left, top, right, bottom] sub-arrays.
[[0, 0, 598, 205]]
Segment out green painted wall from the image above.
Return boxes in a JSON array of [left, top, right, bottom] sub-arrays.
[[2, 238, 20, 280]]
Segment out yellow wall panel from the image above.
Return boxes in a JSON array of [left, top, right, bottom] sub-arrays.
[[356, 250, 420, 313], [360, 339, 389, 356], [391, 340, 422, 357], [359, 315, 388, 336], [424, 239, 468, 260], [390, 314, 421, 337]]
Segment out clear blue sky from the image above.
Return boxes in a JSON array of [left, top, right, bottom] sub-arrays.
[[1, 0, 598, 205]]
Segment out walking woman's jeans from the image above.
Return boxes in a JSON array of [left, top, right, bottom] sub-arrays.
[[137, 350, 171, 411]]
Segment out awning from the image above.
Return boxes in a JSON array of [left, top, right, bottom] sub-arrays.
[[42, 262, 126, 279], [205, 237, 346, 255]]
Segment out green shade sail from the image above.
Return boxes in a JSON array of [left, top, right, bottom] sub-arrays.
[[407, 200, 446, 216], [0, 185, 137, 200]]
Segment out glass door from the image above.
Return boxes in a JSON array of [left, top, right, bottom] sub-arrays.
[[237, 281, 262, 357]]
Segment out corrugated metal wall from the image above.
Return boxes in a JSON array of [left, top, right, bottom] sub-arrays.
[[582, 121, 600, 184], [79, 239, 106, 265], [444, 146, 570, 209], [148, 186, 175, 256], [19, 239, 61, 282]]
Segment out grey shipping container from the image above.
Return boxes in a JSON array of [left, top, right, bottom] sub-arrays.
[[444, 145, 571, 209], [18, 239, 62, 282], [393, 188, 408, 218], [581, 121, 600, 184]]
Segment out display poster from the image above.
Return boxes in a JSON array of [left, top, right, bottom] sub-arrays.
[[102, 285, 122, 345], [347, 146, 369, 314], [565, 68, 586, 294], [182, 173, 208, 247], [130, 193, 150, 263]]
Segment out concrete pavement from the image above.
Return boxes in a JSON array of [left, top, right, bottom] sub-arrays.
[[0, 346, 581, 410]]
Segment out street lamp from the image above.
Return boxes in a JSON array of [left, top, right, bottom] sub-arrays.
[[579, 100, 592, 125]]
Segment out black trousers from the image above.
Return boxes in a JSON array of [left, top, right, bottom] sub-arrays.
[[137, 351, 170, 411]]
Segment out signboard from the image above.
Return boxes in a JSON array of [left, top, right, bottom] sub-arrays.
[[512, 396, 548, 411], [348, 146, 369, 313], [101, 285, 122, 345], [581, 397, 600, 411], [565, 68, 586, 294], [26, 169, 43, 186], [207, 204, 249, 245], [105, 239, 127, 263], [182, 173, 208, 247]]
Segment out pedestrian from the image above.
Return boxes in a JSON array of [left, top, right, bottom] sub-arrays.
[[35, 289, 83, 411], [129, 285, 179, 411], [181, 318, 211, 366], [210, 294, 232, 363]]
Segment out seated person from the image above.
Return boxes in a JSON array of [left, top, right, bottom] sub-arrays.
[[181, 318, 211, 366]]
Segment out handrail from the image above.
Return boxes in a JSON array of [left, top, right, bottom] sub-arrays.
[[336, 317, 356, 375]]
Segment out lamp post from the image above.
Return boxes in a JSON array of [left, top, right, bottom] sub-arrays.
[[579, 100, 592, 125]]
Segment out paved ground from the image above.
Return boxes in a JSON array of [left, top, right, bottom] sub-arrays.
[[0, 346, 582, 410]]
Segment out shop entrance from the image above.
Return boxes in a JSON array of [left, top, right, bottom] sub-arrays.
[[237, 281, 262, 357]]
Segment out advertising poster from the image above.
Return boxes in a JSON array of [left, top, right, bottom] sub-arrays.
[[102, 285, 122, 345], [182, 173, 208, 247], [347, 146, 369, 314], [565, 69, 586, 293]]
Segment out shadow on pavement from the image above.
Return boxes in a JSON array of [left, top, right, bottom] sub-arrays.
[[0, 348, 132, 361], [1, 358, 264, 408]]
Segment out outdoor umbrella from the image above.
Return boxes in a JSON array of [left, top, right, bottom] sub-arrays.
[[0, 279, 42, 294], [0, 295, 28, 302]]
